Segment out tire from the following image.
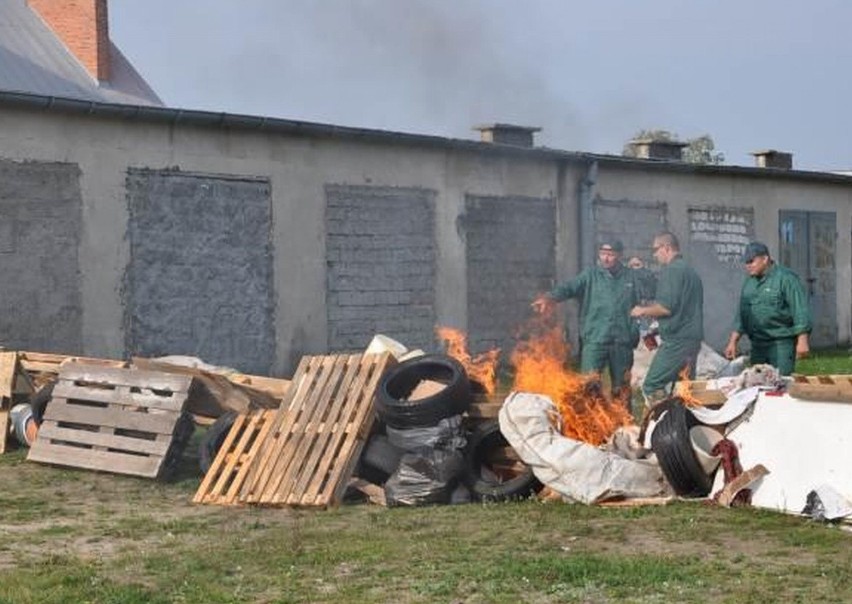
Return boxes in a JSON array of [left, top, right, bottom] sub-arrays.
[[376, 355, 471, 429], [650, 398, 713, 497], [198, 411, 237, 474], [29, 380, 57, 426], [463, 419, 542, 502]]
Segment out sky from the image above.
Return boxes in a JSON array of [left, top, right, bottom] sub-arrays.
[[110, 0, 852, 171]]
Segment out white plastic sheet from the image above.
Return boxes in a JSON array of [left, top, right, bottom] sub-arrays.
[[498, 392, 670, 504]]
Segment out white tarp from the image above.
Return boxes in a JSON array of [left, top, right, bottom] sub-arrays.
[[712, 391, 852, 515], [498, 392, 671, 504]]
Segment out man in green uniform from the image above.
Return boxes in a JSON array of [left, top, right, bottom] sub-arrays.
[[630, 232, 704, 403], [723, 241, 811, 375], [532, 240, 641, 407]]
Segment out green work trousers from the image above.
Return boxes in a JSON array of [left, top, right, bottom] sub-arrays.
[[642, 338, 701, 397], [580, 341, 634, 392], [750, 338, 796, 375]]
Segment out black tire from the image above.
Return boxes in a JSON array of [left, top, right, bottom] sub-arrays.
[[463, 419, 542, 502], [29, 380, 57, 426], [650, 398, 713, 497], [376, 355, 471, 429], [198, 411, 237, 474], [361, 434, 404, 478]]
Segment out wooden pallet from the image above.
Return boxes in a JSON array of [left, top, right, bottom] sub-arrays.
[[27, 363, 194, 478], [788, 374, 852, 403], [194, 352, 393, 508]]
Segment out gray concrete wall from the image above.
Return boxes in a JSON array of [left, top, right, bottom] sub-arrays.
[[0, 102, 850, 376]]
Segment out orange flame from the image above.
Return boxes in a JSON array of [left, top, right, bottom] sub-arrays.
[[436, 305, 634, 445], [509, 308, 633, 445], [435, 326, 500, 395], [674, 366, 702, 407]]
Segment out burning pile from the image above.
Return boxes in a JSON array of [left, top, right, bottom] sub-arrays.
[[437, 309, 633, 446]]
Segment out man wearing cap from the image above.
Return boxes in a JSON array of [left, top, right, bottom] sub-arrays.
[[531, 239, 642, 407], [630, 232, 704, 403], [724, 241, 811, 375]]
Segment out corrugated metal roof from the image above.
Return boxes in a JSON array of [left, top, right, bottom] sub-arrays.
[[0, 0, 161, 106]]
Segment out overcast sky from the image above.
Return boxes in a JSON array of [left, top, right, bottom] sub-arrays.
[[111, 0, 851, 171]]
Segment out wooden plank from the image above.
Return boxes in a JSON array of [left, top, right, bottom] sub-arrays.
[[716, 464, 770, 507], [44, 400, 180, 434], [298, 354, 377, 506], [240, 356, 324, 501], [222, 410, 278, 504], [53, 382, 188, 412], [251, 355, 342, 503], [285, 354, 364, 505], [228, 373, 292, 399], [27, 441, 162, 477], [324, 353, 391, 507], [193, 409, 279, 505], [0, 352, 18, 399], [261, 355, 351, 504], [195, 352, 392, 508], [0, 409, 7, 454], [36, 422, 171, 456], [0, 352, 17, 454], [58, 364, 192, 393]]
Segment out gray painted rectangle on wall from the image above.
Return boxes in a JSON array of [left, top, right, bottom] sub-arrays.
[[594, 198, 668, 266], [0, 159, 82, 353], [326, 184, 437, 352], [689, 207, 754, 265], [125, 169, 275, 374], [687, 207, 755, 350], [464, 195, 555, 355]]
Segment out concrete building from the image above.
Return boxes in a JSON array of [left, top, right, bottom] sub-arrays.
[[0, 1, 850, 375]]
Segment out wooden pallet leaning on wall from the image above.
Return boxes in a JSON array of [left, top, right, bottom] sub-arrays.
[[194, 352, 392, 508], [28, 363, 194, 479]]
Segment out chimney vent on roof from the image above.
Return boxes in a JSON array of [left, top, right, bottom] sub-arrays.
[[28, 0, 111, 81], [750, 150, 793, 170], [626, 138, 688, 161], [474, 124, 541, 148]]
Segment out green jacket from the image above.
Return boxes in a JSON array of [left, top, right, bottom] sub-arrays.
[[656, 256, 704, 342], [733, 263, 812, 342], [549, 263, 641, 346]]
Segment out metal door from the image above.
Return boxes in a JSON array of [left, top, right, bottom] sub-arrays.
[[778, 210, 837, 348]]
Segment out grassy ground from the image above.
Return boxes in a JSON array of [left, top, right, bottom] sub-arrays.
[[795, 347, 852, 375], [0, 442, 850, 603], [0, 350, 849, 603]]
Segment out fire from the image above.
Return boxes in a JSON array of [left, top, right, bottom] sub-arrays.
[[435, 326, 499, 394], [436, 306, 633, 446], [509, 309, 633, 445], [674, 366, 703, 407]]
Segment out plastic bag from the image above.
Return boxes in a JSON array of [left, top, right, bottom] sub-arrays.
[[385, 415, 466, 451], [384, 449, 465, 507]]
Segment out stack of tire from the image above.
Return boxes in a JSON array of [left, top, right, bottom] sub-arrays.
[[361, 354, 541, 505]]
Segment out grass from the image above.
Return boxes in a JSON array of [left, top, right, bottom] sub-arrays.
[[796, 347, 852, 375], [0, 350, 849, 603], [0, 446, 850, 603]]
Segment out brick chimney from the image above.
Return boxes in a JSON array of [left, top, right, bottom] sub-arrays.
[[28, 0, 111, 81], [626, 138, 688, 161], [750, 150, 793, 170], [474, 124, 541, 148]]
